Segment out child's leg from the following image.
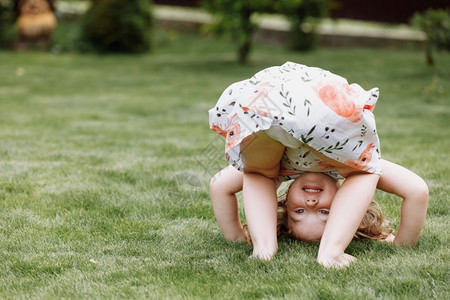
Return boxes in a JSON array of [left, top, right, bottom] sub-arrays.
[[210, 166, 246, 241], [243, 173, 279, 260], [240, 131, 285, 260], [317, 173, 380, 268]]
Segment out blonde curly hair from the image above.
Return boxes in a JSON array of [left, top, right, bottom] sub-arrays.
[[276, 193, 394, 241]]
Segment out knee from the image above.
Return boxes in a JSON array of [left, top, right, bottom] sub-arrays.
[[415, 178, 429, 204], [209, 172, 221, 194], [408, 177, 429, 206], [243, 166, 280, 180]]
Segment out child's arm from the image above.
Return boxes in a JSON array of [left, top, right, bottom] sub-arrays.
[[209, 165, 246, 241], [377, 159, 429, 246], [317, 173, 380, 268]]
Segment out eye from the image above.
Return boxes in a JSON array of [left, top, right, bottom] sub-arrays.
[[295, 208, 306, 214], [319, 209, 329, 215]]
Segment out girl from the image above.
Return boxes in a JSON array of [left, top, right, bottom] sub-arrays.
[[208, 62, 428, 268]]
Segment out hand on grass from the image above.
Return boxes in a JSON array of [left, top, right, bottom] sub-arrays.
[[383, 234, 396, 243]]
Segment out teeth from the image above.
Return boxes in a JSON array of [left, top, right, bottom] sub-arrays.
[[304, 188, 321, 193]]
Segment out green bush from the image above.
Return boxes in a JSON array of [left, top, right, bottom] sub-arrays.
[[0, 0, 16, 48], [80, 0, 153, 53], [410, 8, 450, 65]]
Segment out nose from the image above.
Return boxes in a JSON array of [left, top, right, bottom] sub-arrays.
[[305, 198, 318, 207]]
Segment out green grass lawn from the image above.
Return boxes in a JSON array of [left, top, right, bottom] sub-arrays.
[[0, 29, 449, 299]]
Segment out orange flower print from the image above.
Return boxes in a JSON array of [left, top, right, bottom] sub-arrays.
[[344, 143, 375, 170], [225, 114, 241, 152], [316, 82, 363, 122], [363, 103, 376, 112], [211, 124, 227, 137], [317, 160, 336, 171], [241, 106, 268, 116]]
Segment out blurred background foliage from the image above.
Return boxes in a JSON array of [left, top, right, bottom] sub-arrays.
[[0, 0, 329, 59], [275, 0, 328, 51], [410, 8, 450, 66], [0, 0, 15, 47], [202, 0, 329, 63], [80, 0, 153, 53], [0, 0, 448, 64]]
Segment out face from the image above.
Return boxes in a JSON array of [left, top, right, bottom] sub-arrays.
[[286, 173, 339, 241]]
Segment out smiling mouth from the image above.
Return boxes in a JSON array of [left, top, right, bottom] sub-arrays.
[[302, 186, 322, 193]]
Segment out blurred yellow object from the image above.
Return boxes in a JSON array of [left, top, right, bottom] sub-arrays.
[[16, 0, 57, 49]]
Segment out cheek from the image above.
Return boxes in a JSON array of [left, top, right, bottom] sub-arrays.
[[289, 217, 326, 242], [287, 186, 308, 206], [324, 192, 336, 207], [322, 186, 338, 206]]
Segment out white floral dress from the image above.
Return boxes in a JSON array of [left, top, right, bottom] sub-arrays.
[[209, 62, 381, 180]]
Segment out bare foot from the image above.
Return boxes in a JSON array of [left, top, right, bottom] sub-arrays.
[[317, 253, 356, 268], [250, 248, 277, 261], [224, 230, 249, 243]]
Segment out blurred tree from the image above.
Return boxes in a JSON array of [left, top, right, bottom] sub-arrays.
[[411, 8, 450, 66], [277, 0, 328, 50], [0, 0, 15, 48], [203, 0, 329, 63], [80, 0, 153, 53], [202, 0, 273, 63]]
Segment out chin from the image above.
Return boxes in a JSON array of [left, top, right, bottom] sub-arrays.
[[293, 232, 322, 242]]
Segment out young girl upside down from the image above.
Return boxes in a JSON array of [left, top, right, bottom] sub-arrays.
[[208, 62, 428, 268]]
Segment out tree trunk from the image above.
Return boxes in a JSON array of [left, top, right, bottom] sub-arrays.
[[238, 39, 251, 64], [237, 7, 253, 64], [425, 42, 434, 66]]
